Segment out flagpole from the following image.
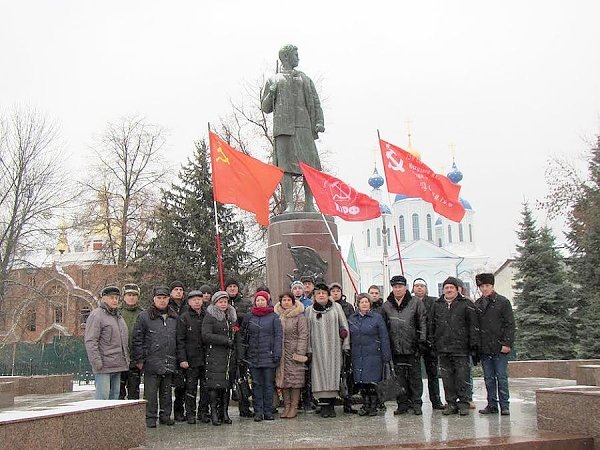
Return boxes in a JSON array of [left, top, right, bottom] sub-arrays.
[[320, 214, 359, 298], [377, 129, 405, 277], [208, 122, 225, 290]]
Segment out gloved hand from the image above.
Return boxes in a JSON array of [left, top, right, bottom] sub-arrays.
[[343, 349, 351, 359], [339, 328, 348, 339]]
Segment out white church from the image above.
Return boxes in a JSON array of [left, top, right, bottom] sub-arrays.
[[346, 146, 489, 300]]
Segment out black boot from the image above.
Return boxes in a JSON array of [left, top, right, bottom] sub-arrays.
[[368, 394, 379, 416], [221, 389, 232, 424], [209, 390, 221, 426], [358, 391, 370, 416], [185, 393, 197, 424]]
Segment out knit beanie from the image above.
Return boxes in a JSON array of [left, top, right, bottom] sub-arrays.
[[254, 290, 271, 305], [224, 278, 239, 289], [170, 280, 184, 291], [211, 291, 229, 304], [442, 277, 460, 290]]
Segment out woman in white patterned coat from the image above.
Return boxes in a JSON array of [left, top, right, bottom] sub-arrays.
[[305, 282, 350, 418]]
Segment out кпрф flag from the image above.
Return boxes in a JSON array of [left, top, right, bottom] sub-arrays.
[[379, 138, 465, 222], [209, 131, 283, 226], [299, 162, 382, 221]]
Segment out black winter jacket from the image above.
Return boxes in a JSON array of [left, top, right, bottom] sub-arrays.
[[337, 296, 355, 319], [429, 295, 479, 355], [381, 292, 426, 356], [176, 307, 205, 368], [475, 292, 515, 354], [202, 304, 239, 390], [132, 306, 178, 375], [239, 309, 283, 369], [229, 294, 252, 326]]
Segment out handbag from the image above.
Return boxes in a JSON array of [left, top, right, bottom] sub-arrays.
[[376, 362, 402, 403], [235, 371, 252, 400]]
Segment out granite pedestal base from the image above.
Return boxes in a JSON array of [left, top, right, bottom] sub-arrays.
[[0, 399, 146, 450], [577, 365, 600, 387], [266, 213, 342, 299], [537, 385, 600, 449], [509, 360, 600, 379], [0, 382, 15, 408], [0, 374, 73, 396]]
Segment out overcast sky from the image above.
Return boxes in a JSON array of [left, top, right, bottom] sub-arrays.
[[2, 1, 599, 265]]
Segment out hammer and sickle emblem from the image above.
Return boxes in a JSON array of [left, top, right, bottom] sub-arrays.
[[386, 146, 405, 172], [216, 146, 230, 164], [329, 180, 355, 203]]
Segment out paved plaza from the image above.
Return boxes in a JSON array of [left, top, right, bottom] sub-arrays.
[[4, 377, 575, 449]]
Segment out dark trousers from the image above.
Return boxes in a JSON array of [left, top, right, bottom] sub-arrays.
[[250, 367, 275, 418], [119, 366, 141, 400], [234, 366, 252, 413], [302, 366, 313, 409], [393, 354, 423, 409], [184, 366, 208, 417], [439, 353, 470, 410], [144, 373, 173, 423], [422, 353, 442, 405], [172, 370, 186, 417], [481, 353, 510, 409]]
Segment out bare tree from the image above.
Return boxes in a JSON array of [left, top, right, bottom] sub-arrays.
[[78, 116, 166, 266], [0, 108, 72, 309]]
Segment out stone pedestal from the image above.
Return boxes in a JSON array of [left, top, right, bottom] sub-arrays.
[[266, 212, 342, 300]]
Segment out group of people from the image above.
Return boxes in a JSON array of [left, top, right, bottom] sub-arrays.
[[84, 272, 514, 428]]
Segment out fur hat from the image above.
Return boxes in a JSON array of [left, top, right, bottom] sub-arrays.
[[476, 273, 495, 286], [153, 285, 170, 297], [224, 278, 239, 289], [313, 282, 330, 294], [101, 286, 120, 297], [329, 282, 343, 291], [442, 277, 460, 290], [254, 290, 271, 305], [211, 291, 229, 304], [390, 275, 407, 286], [169, 280, 184, 291], [199, 284, 212, 294], [300, 275, 315, 284]]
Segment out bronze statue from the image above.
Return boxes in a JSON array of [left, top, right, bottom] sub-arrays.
[[261, 44, 324, 213]]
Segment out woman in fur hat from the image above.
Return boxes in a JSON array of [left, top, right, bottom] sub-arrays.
[[201, 291, 239, 426], [274, 291, 308, 419], [239, 290, 282, 421], [305, 282, 350, 418]]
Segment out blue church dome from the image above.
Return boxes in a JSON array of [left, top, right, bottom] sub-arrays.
[[447, 161, 463, 184], [368, 167, 384, 189], [460, 198, 472, 210], [435, 216, 443, 226], [380, 202, 392, 215]]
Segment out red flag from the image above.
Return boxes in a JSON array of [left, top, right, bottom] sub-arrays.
[[379, 138, 465, 222], [209, 131, 283, 226], [299, 162, 382, 221]]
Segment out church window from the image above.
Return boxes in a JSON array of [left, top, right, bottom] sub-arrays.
[[366, 229, 371, 247], [469, 224, 473, 242], [448, 225, 453, 243], [376, 228, 381, 246], [426, 214, 433, 241], [412, 214, 420, 240], [398, 216, 406, 242], [459, 223, 464, 242]]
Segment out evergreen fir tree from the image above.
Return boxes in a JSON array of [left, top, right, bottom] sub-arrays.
[[566, 136, 600, 358], [137, 140, 250, 290], [513, 203, 576, 360]]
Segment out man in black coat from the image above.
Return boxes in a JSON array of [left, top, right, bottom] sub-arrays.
[[368, 285, 384, 314], [429, 277, 479, 416], [168, 280, 187, 421], [177, 290, 208, 424], [381, 275, 427, 416], [225, 277, 254, 417], [133, 286, 178, 428], [475, 273, 515, 416], [412, 278, 445, 410]]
